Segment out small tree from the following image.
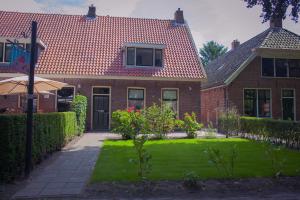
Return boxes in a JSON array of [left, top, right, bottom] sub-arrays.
[[71, 95, 87, 134], [182, 112, 203, 138]]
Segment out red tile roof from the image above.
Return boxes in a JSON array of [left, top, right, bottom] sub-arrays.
[[0, 11, 205, 80]]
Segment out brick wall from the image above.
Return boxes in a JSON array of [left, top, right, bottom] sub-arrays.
[[228, 56, 300, 121], [24, 78, 201, 130], [200, 86, 225, 125]]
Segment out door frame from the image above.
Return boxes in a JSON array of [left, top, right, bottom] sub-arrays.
[[91, 86, 112, 130], [281, 88, 296, 121]]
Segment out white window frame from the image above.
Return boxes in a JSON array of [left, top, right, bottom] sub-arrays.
[[125, 45, 164, 68], [243, 88, 272, 118], [281, 88, 296, 121], [55, 85, 76, 111], [127, 87, 146, 109], [161, 88, 179, 116], [18, 94, 39, 112]]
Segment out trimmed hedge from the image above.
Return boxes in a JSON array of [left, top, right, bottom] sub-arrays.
[[71, 95, 87, 134], [240, 117, 300, 148], [0, 112, 78, 182]]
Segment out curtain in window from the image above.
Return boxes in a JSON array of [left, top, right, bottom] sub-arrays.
[[128, 89, 144, 109]]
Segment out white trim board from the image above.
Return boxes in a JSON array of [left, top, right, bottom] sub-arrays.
[[0, 73, 204, 82]]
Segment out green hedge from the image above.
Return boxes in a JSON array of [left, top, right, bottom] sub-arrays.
[[240, 117, 300, 148], [71, 95, 87, 134], [0, 112, 78, 182]]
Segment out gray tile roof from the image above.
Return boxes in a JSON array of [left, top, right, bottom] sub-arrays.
[[202, 28, 300, 89]]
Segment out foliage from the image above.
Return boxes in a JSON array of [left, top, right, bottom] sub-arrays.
[[244, 0, 300, 23], [199, 41, 228, 66], [204, 145, 238, 178], [182, 112, 203, 138], [144, 103, 176, 139], [264, 144, 286, 178], [183, 171, 199, 188], [204, 122, 217, 139], [240, 117, 300, 148], [91, 138, 300, 182], [0, 112, 78, 182], [71, 95, 87, 134], [218, 107, 241, 138], [130, 135, 152, 181], [112, 110, 135, 139]]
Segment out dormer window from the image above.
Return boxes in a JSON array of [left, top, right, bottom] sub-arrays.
[[125, 43, 165, 68]]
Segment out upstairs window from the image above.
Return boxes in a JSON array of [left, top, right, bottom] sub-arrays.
[[0, 43, 3, 62], [275, 59, 288, 77], [262, 57, 300, 78], [4, 43, 12, 62], [262, 58, 274, 77], [126, 47, 163, 67], [289, 59, 300, 78]]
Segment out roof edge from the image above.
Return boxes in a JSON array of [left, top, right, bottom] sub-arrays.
[[185, 21, 207, 79], [0, 73, 205, 82], [224, 53, 257, 86]]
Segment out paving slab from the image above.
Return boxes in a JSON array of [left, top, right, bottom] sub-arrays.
[[13, 132, 118, 199]]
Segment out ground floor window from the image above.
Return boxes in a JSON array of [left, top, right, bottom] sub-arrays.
[[162, 89, 178, 115], [244, 89, 271, 118], [57, 86, 75, 112], [19, 94, 38, 113], [128, 88, 145, 110], [282, 89, 295, 121]]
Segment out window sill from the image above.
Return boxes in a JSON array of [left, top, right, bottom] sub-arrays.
[[125, 65, 163, 69]]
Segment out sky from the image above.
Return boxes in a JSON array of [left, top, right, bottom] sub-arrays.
[[0, 0, 299, 49]]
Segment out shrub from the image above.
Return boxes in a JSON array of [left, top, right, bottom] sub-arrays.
[[218, 107, 240, 138], [112, 108, 150, 139], [145, 103, 176, 139], [71, 95, 87, 134], [204, 122, 217, 139], [0, 112, 78, 182], [182, 112, 203, 138], [204, 144, 238, 178], [183, 171, 199, 188], [240, 117, 300, 148], [112, 110, 135, 139]]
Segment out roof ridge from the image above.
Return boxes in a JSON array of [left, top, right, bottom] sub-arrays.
[[0, 10, 173, 22]]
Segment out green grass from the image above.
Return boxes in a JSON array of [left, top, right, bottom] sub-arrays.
[[91, 138, 300, 182]]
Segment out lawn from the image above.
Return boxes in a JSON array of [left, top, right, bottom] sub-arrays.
[[91, 138, 300, 182]]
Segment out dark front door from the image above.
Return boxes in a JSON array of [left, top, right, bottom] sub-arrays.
[[93, 95, 109, 130]]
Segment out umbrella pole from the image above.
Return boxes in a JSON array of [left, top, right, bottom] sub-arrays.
[[25, 21, 37, 177]]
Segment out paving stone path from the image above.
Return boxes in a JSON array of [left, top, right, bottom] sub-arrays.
[[13, 133, 119, 199]]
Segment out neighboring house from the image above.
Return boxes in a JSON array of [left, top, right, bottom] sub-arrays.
[[0, 7, 206, 131], [201, 18, 300, 125]]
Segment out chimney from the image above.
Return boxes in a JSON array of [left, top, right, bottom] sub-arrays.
[[174, 8, 184, 24], [270, 17, 282, 28], [87, 4, 96, 19], [231, 39, 240, 50]]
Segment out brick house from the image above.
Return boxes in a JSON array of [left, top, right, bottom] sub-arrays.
[[201, 18, 300, 125], [0, 7, 206, 131]]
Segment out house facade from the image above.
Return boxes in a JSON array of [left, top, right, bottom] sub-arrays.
[[201, 19, 300, 125], [0, 7, 206, 131]]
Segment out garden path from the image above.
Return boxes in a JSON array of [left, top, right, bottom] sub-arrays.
[[13, 132, 118, 199]]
